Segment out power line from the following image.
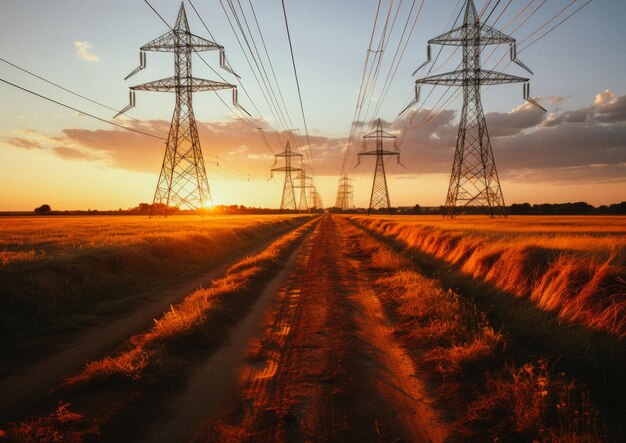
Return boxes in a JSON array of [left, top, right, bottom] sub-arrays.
[[187, 0, 263, 119], [340, 0, 382, 174], [216, 0, 288, 144], [280, 0, 317, 180], [0, 56, 162, 131], [186, 1, 276, 157], [369, 0, 425, 123], [0, 77, 166, 140], [521, 0, 592, 52], [224, 0, 307, 159], [224, 0, 292, 132], [246, 0, 306, 151], [342, 0, 397, 175]]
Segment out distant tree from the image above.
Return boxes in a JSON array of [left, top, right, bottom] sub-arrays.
[[34, 204, 51, 215], [608, 202, 626, 214], [137, 203, 151, 214], [412, 204, 423, 214], [554, 202, 593, 215], [533, 203, 555, 215], [510, 203, 532, 215]]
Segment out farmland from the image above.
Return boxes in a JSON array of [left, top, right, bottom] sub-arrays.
[[1, 214, 624, 442], [0, 215, 313, 375], [353, 215, 626, 336]]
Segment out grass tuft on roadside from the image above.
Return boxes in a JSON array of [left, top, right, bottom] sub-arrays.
[[6, 402, 99, 443]]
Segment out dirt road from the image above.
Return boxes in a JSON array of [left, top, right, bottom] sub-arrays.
[[0, 225, 302, 420], [3, 215, 447, 441], [152, 215, 446, 442]]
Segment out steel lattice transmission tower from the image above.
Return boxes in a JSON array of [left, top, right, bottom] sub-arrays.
[[115, 3, 248, 217], [269, 141, 302, 212], [403, 0, 545, 218], [334, 175, 355, 211], [310, 187, 323, 211], [293, 162, 314, 212], [356, 119, 403, 215]]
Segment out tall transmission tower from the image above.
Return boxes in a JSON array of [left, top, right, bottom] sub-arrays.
[[115, 3, 248, 217], [403, 0, 545, 218], [356, 119, 402, 215], [335, 175, 355, 211], [269, 141, 302, 212]]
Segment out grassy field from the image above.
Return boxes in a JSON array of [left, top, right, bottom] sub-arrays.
[[352, 215, 626, 337], [0, 214, 312, 360], [5, 217, 320, 442], [2, 214, 624, 441], [346, 221, 610, 440]]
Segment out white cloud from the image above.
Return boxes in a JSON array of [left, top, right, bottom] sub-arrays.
[[74, 41, 99, 62]]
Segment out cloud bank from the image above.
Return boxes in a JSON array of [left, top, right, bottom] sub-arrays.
[[5, 90, 626, 184]]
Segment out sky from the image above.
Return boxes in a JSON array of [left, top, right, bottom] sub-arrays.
[[0, 0, 625, 210]]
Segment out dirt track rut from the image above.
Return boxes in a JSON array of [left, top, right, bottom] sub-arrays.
[[201, 215, 445, 442]]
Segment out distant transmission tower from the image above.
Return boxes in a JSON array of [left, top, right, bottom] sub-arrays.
[[310, 186, 324, 210], [115, 3, 248, 217], [403, 0, 545, 218], [356, 119, 402, 215], [293, 162, 314, 212], [335, 175, 355, 210], [269, 141, 302, 212]]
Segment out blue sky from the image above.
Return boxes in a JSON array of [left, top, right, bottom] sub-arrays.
[[0, 0, 625, 209]]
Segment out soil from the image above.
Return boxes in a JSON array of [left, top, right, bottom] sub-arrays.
[[199, 215, 447, 442]]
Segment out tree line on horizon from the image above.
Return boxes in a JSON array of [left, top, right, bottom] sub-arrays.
[[8, 201, 626, 216]]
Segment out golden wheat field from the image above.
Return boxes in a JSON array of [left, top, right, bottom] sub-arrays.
[[0, 215, 312, 354], [353, 215, 626, 337], [0, 214, 308, 266]]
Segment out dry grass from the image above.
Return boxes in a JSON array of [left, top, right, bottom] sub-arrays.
[[352, 215, 626, 337], [466, 361, 607, 441], [6, 402, 99, 442], [67, 218, 316, 385], [342, 219, 608, 441], [0, 214, 311, 350]]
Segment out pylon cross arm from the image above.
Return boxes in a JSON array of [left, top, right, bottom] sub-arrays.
[[142, 30, 222, 53], [416, 69, 528, 86], [429, 24, 517, 47], [131, 76, 235, 92], [271, 167, 303, 172], [275, 152, 303, 158], [478, 23, 516, 45], [358, 150, 400, 156], [428, 25, 467, 46]]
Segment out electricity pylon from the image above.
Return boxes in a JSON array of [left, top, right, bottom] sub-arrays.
[[310, 187, 323, 211], [269, 141, 302, 212], [402, 0, 545, 218], [293, 161, 314, 212], [115, 3, 248, 217], [356, 119, 402, 215], [335, 175, 355, 210]]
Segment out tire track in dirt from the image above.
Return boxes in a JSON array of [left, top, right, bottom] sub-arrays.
[[205, 215, 446, 442], [340, 219, 448, 443], [144, 219, 319, 443], [0, 223, 308, 420]]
